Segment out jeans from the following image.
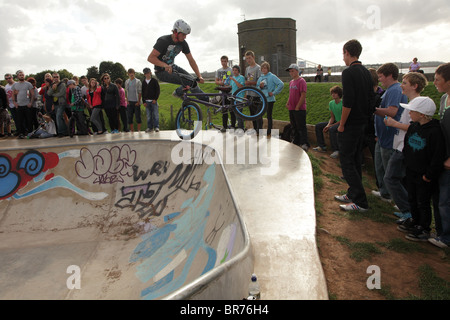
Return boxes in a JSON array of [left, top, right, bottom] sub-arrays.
[[91, 108, 104, 133], [384, 150, 410, 213], [155, 65, 205, 98], [338, 124, 368, 208], [118, 106, 129, 132], [104, 107, 119, 132], [69, 111, 88, 135], [55, 104, 68, 135], [315, 122, 339, 151], [289, 110, 309, 147], [374, 142, 394, 198], [145, 101, 160, 130], [437, 170, 450, 243]]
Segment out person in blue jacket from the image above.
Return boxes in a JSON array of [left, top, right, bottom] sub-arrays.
[[257, 62, 284, 138]]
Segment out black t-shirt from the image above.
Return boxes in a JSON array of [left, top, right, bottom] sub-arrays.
[[153, 35, 190, 72]]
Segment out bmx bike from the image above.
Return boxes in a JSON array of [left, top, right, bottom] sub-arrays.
[[173, 70, 268, 140]]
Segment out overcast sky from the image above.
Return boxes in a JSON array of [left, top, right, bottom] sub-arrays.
[[1, 0, 449, 78]]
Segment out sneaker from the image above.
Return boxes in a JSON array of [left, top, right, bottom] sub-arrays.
[[428, 237, 449, 249], [394, 212, 412, 224], [334, 194, 352, 203], [313, 146, 327, 153], [145, 128, 153, 133], [371, 190, 392, 203], [155, 128, 160, 133], [405, 226, 430, 242], [397, 218, 416, 233], [329, 151, 339, 159], [339, 203, 368, 212]]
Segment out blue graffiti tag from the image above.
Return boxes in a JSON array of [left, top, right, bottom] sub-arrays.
[[129, 164, 217, 300]]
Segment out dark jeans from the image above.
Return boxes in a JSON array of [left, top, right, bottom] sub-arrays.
[[338, 124, 368, 208], [127, 102, 141, 125], [69, 111, 88, 135], [266, 101, 274, 136], [249, 95, 263, 132], [406, 168, 438, 231], [315, 122, 339, 151], [289, 110, 309, 147], [105, 107, 119, 131]]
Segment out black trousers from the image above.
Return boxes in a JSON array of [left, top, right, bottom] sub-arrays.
[[289, 110, 309, 147], [338, 124, 368, 208]]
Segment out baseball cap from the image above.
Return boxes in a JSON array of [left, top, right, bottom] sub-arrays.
[[143, 68, 152, 74], [400, 96, 436, 117], [285, 64, 299, 72], [67, 80, 76, 86]]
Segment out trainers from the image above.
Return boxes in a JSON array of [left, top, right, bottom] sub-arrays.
[[155, 128, 160, 133], [371, 190, 392, 203], [334, 194, 352, 203], [145, 128, 153, 133], [397, 218, 416, 233], [330, 151, 339, 159], [428, 237, 449, 249], [405, 226, 430, 242], [339, 203, 368, 212], [395, 212, 412, 224], [313, 146, 327, 153]]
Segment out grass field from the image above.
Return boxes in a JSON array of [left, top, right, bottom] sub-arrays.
[[124, 80, 444, 132]]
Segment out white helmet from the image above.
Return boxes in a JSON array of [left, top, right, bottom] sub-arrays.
[[173, 19, 191, 35]]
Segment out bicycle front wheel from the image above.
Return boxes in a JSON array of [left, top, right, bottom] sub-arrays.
[[175, 101, 203, 140], [232, 87, 268, 121]]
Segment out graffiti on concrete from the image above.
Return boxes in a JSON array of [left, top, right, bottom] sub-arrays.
[[129, 164, 217, 300], [115, 161, 202, 219], [0, 150, 59, 200], [75, 145, 137, 185]]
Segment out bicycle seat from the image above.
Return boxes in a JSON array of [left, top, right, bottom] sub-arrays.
[[215, 86, 232, 93]]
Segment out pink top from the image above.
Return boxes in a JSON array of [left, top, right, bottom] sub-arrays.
[[118, 87, 127, 107], [287, 77, 307, 111]]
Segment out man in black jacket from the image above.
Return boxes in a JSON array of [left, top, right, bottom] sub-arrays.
[[142, 68, 161, 133], [334, 39, 374, 212]]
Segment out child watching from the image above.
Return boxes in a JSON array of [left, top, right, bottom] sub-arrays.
[[313, 86, 343, 159], [257, 62, 284, 138], [28, 112, 56, 139], [398, 97, 445, 242]]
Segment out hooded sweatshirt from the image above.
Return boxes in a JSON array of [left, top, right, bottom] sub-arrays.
[[403, 118, 445, 181]]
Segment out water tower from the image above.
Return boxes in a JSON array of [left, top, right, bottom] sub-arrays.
[[238, 18, 297, 79]]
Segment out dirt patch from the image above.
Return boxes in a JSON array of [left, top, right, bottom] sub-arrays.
[[312, 150, 450, 300]]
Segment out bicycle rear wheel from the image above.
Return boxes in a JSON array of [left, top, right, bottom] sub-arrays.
[[232, 87, 268, 121], [175, 101, 203, 140]]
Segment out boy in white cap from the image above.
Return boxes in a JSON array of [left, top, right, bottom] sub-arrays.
[[398, 97, 446, 242]]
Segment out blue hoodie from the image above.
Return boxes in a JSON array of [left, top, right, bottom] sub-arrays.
[[256, 72, 284, 102]]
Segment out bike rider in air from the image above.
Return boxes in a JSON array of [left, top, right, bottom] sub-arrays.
[[147, 19, 207, 100]]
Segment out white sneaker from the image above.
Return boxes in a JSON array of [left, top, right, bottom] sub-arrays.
[[428, 237, 449, 248], [330, 151, 339, 159], [155, 128, 160, 133], [371, 190, 392, 203], [339, 203, 368, 212]]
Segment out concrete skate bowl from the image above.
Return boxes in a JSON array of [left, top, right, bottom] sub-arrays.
[[0, 139, 253, 300]]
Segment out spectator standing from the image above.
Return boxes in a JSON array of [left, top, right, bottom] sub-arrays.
[[215, 56, 234, 131], [286, 64, 309, 151], [383, 72, 428, 223], [399, 97, 445, 242], [4, 74, 17, 132], [142, 68, 161, 133], [257, 61, 284, 138], [372, 63, 408, 202], [313, 85, 343, 159], [115, 78, 129, 132], [0, 86, 12, 137], [334, 39, 374, 212], [101, 73, 120, 134], [26, 77, 40, 131], [86, 78, 104, 135], [48, 72, 69, 137], [245, 51, 263, 134], [429, 63, 450, 248], [67, 80, 88, 137], [230, 65, 245, 130], [125, 69, 142, 132], [11, 70, 35, 138]]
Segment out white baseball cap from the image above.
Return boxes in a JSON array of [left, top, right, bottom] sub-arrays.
[[400, 96, 436, 117], [285, 64, 299, 72]]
